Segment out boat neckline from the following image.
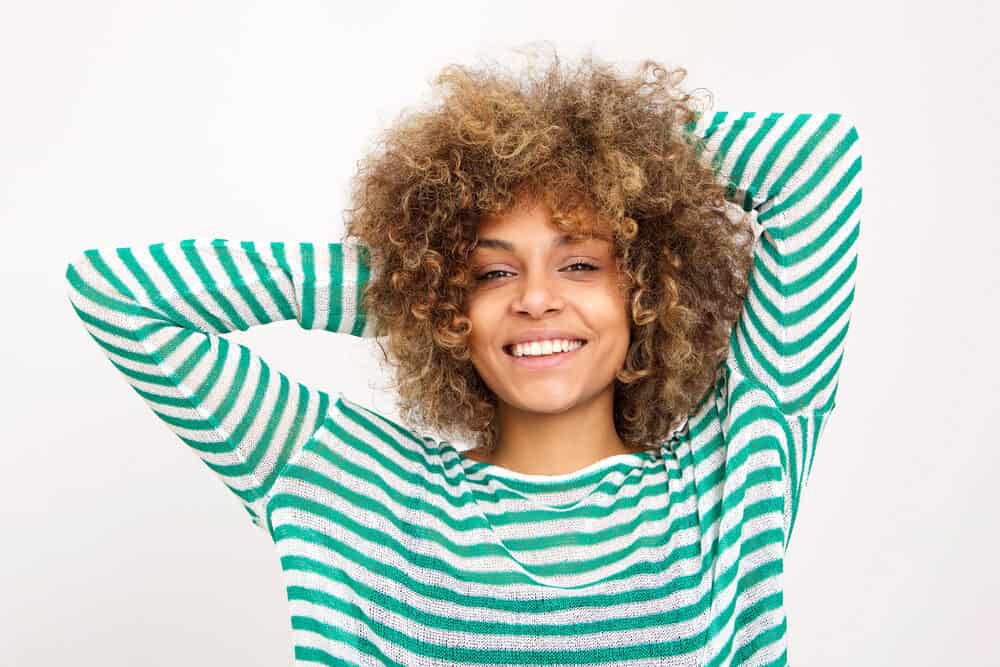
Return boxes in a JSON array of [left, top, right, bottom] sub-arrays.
[[455, 449, 653, 482]]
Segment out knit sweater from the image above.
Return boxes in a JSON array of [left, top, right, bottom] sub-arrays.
[[64, 109, 862, 666]]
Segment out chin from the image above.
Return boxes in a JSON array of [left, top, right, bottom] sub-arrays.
[[505, 390, 583, 415]]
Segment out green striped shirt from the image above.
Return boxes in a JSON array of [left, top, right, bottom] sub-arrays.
[[64, 110, 862, 666]]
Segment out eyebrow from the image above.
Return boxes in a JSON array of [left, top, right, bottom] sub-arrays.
[[473, 234, 587, 252]]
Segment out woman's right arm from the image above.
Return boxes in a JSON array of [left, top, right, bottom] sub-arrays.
[[63, 238, 376, 531]]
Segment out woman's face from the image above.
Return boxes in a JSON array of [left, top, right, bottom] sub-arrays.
[[463, 198, 631, 416]]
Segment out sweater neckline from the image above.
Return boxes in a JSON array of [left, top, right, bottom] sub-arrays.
[[448, 442, 659, 515], [457, 449, 650, 483]]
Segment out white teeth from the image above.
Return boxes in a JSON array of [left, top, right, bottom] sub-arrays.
[[509, 338, 584, 357]]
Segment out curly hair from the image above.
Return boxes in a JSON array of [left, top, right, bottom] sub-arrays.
[[342, 48, 755, 455]]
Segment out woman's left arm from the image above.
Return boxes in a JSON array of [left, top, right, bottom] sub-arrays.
[[683, 111, 863, 548], [684, 110, 863, 416]]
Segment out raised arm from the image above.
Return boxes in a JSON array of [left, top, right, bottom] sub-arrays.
[[683, 111, 863, 548], [683, 110, 863, 416], [63, 238, 376, 531]]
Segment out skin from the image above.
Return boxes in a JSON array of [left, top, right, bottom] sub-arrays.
[[461, 196, 634, 475]]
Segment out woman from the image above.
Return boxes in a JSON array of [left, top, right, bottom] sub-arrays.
[[64, 52, 862, 665]]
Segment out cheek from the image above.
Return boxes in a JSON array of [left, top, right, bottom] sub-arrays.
[[586, 288, 630, 330], [463, 299, 495, 355], [587, 291, 632, 363]]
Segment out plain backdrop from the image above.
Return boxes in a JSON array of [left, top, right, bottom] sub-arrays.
[[2, 0, 997, 664]]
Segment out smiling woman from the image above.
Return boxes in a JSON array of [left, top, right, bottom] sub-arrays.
[[65, 48, 862, 665], [345, 53, 759, 461]]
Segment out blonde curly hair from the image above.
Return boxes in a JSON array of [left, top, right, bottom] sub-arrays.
[[343, 48, 755, 455]]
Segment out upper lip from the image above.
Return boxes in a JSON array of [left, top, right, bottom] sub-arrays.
[[504, 329, 588, 348]]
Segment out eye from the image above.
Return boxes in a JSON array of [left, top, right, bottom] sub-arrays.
[[562, 262, 598, 273], [475, 269, 514, 282]]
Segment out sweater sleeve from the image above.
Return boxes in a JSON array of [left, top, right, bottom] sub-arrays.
[[683, 110, 862, 415], [63, 238, 377, 532], [682, 111, 863, 548]]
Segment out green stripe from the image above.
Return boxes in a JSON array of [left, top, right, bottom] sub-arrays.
[[299, 242, 317, 329], [325, 243, 344, 332]]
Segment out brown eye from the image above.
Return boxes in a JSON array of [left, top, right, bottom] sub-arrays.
[[562, 262, 598, 272], [475, 269, 514, 282]]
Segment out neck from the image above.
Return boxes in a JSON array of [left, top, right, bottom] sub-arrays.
[[487, 385, 632, 475]]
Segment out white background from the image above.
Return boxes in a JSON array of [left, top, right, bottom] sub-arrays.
[[3, 0, 997, 664]]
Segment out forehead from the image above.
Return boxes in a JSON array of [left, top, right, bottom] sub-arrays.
[[474, 198, 611, 250]]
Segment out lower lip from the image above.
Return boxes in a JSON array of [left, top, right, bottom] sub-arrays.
[[504, 342, 587, 369]]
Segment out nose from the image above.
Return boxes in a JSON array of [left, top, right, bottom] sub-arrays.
[[512, 270, 564, 318]]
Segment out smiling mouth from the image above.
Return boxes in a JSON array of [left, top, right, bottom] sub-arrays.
[[502, 340, 589, 357]]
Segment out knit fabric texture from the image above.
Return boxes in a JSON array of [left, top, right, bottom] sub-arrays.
[[64, 110, 863, 666]]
